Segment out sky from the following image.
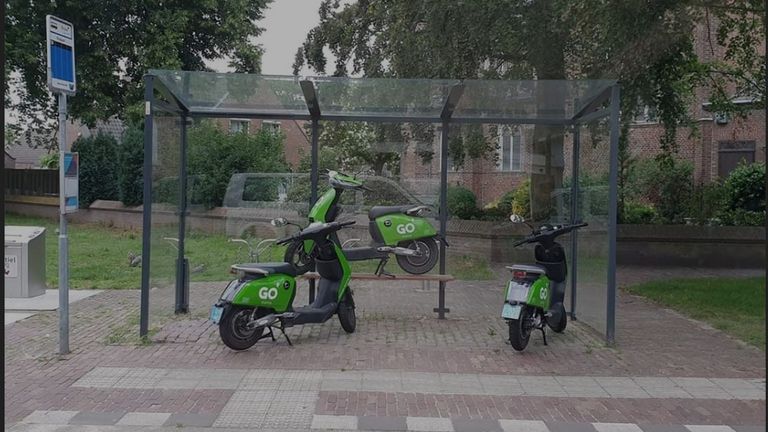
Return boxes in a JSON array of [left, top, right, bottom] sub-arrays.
[[208, 0, 330, 75]]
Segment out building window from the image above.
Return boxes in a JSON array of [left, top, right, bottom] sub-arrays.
[[262, 120, 281, 135], [718, 140, 756, 178], [632, 104, 658, 123], [498, 127, 522, 172], [229, 119, 250, 134]]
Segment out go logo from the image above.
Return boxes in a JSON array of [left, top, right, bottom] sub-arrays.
[[258, 286, 279, 301], [539, 286, 548, 300], [396, 223, 416, 235]]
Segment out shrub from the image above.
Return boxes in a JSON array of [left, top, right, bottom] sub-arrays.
[[510, 179, 531, 219], [718, 208, 766, 226], [723, 162, 765, 213], [117, 127, 144, 206], [631, 157, 693, 224], [685, 182, 727, 225], [39, 153, 58, 169], [622, 201, 657, 224], [447, 186, 477, 219], [187, 122, 288, 208], [71, 133, 119, 208]]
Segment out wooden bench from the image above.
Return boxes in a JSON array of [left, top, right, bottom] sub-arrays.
[[298, 272, 455, 318]]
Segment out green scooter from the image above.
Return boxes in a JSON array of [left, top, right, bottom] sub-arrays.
[[502, 214, 587, 351], [210, 219, 357, 351], [284, 170, 443, 276]]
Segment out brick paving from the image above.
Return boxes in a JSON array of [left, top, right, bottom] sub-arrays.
[[4, 266, 765, 429]]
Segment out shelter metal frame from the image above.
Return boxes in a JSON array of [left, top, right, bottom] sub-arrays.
[[140, 73, 620, 344]]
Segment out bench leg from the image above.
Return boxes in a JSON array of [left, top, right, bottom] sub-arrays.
[[308, 279, 316, 304], [432, 280, 450, 319]]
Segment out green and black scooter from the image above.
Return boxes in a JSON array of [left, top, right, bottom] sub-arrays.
[[210, 219, 357, 351], [502, 214, 587, 351], [283, 170, 444, 276]]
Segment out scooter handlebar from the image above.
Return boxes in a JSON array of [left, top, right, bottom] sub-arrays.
[[275, 220, 356, 245], [513, 222, 588, 247]]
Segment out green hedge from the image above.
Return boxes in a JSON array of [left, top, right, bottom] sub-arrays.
[[117, 127, 144, 206], [71, 133, 119, 208]]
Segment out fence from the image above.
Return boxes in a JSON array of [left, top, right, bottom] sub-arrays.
[[4, 169, 59, 196]]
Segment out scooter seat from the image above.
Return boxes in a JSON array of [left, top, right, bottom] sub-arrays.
[[231, 262, 302, 277], [368, 205, 415, 220]]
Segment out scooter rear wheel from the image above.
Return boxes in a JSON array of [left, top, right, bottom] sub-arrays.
[[396, 237, 439, 274], [337, 290, 356, 333], [219, 306, 266, 351], [508, 306, 533, 351]]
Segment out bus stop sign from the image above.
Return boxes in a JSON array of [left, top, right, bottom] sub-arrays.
[[46, 15, 76, 95]]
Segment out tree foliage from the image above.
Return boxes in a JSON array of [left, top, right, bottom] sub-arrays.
[[5, 0, 271, 148], [71, 133, 119, 208], [187, 121, 288, 209], [117, 126, 144, 207]]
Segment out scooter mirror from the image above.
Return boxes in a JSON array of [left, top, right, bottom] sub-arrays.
[[510, 214, 525, 223], [271, 218, 288, 227]]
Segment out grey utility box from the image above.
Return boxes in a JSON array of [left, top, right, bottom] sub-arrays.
[[5, 226, 47, 298]]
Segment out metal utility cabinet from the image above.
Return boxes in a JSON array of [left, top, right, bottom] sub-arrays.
[[5, 226, 47, 298]]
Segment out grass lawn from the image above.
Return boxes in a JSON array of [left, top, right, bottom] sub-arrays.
[[6, 213, 494, 290], [625, 277, 766, 349]]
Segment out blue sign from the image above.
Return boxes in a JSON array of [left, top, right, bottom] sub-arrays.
[[46, 15, 76, 95], [62, 152, 79, 213]]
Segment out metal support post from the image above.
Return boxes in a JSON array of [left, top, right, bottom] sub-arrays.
[[58, 93, 69, 355], [434, 120, 450, 319], [308, 118, 319, 304], [569, 124, 580, 320], [175, 113, 189, 313], [139, 76, 154, 338], [606, 85, 621, 345]]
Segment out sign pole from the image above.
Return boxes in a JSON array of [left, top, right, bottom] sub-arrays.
[[58, 92, 69, 355]]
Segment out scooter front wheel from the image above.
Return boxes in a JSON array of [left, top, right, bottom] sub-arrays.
[[396, 237, 439, 274], [284, 241, 315, 274], [508, 306, 533, 351], [337, 289, 356, 333], [219, 306, 266, 351], [548, 303, 567, 333]]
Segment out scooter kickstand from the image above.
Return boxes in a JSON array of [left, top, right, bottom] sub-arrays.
[[375, 258, 395, 278], [540, 327, 548, 346], [276, 319, 293, 346]]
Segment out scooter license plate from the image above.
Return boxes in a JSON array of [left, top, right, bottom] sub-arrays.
[[209, 306, 223, 324], [502, 303, 522, 320]]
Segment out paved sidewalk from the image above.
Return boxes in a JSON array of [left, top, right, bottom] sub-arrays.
[[4, 266, 765, 430]]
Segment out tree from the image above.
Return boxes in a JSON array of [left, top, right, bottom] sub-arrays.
[[294, 0, 764, 220], [5, 0, 271, 149]]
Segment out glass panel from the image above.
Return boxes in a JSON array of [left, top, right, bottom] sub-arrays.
[[151, 69, 310, 117], [453, 80, 615, 121], [148, 105, 181, 297], [314, 121, 442, 276], [312, 77, 456, 120], [573, 116, 611, 337], [150, 70, 615, 124], [183, 117, 303, 286]]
